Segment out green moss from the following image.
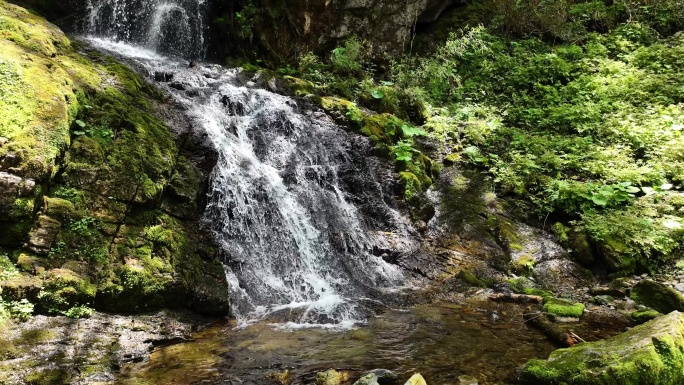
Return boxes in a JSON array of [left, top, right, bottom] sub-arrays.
[[284, 75, 315, 96], [9, 197, 35, 220], [0, 338, 19, 360], [17, 328, 55, 345], [459, 270, 490, 288], [630, 309, 662, 324], [24, 369, 71, 385], [360, 114, 404, 145], [543, 298, 585, 318], [512, 253, 535, 275], [399, 171, 422, 201], [0, 1, 230, 318], [44, 197, 77, 222], [321, 96, 364, 128], [508, 277, 553, 298], [443, 153, 460, 165]]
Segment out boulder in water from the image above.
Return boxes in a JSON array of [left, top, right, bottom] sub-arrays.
[[520, 311, 684, 385]]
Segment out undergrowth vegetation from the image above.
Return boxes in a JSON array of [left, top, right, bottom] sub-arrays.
[[276, 0, 684, 275]]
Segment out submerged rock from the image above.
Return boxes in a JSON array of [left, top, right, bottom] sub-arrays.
[[520, 311, 684, 385]]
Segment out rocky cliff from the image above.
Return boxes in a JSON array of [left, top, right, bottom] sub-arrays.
[[215, 0, 458, 62]]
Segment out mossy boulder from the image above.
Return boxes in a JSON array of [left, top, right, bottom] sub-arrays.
[[543, 298, 585, 318], [520, 311, 684, 385], [36, 268, 96, 315], [631, 280, 684, 314]]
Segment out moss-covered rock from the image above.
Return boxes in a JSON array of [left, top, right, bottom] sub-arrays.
[[0, 1, 229, 317], [520, 311, 684, 385], [630, 309, 662, 324], [36, 268, 96, 315], [631, 280, 684, 314], [542, 298, 585, 318], [316, 369, 350, 385]]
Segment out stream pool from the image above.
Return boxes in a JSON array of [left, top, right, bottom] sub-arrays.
[[118, 299, 630, 385]]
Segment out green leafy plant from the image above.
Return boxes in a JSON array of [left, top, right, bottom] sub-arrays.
[[392, 140, 415, 161], [582, 182, 641, 207]]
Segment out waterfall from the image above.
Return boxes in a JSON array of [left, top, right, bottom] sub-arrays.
[[84, 2, 415, 327], [85, 0, 207, 59]]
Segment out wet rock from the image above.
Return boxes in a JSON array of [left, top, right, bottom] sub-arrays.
[[221, 95, 246, 115], [354, 373, 380, 385], [592, 295, 614, 305], [241, 0, 457, 59], [404, 373, 428, 385], [532, 259, 592, 294], [631, 280, 684, 314], [0, 171, 35, 206], [316, 369, 350, 385], [675, 283, 684, 293], [271, 369, 291, 385], [520, 311, 684, 385], [590, 286, 627, 298], [0, 310, 202, 384], [353, 369, 397, 385], [154, 71, 174, 82], [169, 81, 186, 90], [25, 215, 61, 255]]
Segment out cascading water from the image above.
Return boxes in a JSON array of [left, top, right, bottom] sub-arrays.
[[83, 1, 416, 327], [85, 0, 207, 58]]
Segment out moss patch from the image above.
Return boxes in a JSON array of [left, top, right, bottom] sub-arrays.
[[543, 298, 585, 318], [630, 309, 662, 324]]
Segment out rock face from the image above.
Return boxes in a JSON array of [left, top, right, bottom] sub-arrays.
[[0, 2, 229, 316], [520, 311, 684, 385], [214, 0, 459, 62], [0, 311, 204, 384]]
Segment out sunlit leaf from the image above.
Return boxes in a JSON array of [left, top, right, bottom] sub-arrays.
[[591, 195, 609, 206], [401, 124, 426, 137]]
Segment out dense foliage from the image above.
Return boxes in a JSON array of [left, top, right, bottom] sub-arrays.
[[277, 0, 684, 275]]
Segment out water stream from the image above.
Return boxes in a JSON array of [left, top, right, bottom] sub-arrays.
[[79, 2, 631, 384], [85, 29, 411, 327]]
